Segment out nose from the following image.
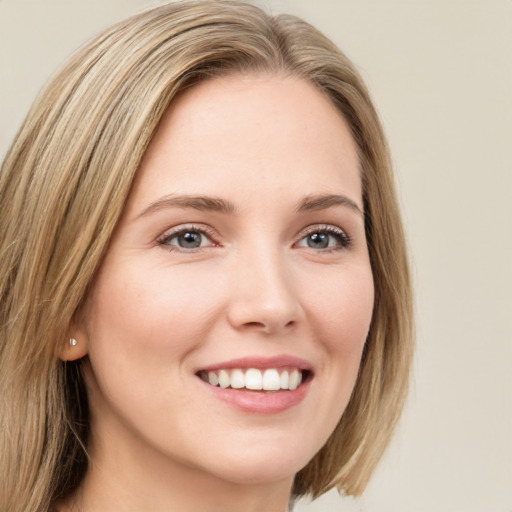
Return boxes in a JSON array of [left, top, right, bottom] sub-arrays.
[[226, 246, 302, 335]]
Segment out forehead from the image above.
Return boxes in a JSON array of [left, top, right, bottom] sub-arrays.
[[127, 73, 362, 214]]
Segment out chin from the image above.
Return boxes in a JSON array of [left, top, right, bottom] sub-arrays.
[[206, 461, 298, 488], [188, 439, 312, 488]]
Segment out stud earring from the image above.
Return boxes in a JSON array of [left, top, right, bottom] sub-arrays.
[[69, 338, 78, 346]]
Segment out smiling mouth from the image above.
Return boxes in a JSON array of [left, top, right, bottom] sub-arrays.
[[197, 367, 311, 392]]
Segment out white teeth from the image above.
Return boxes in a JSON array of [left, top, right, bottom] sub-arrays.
[[218, 369, 230, 388], [207, 371, 219, 386], [288, 368, 301, 390], [262, 369, 280, 391], [230, 369, 245, 389], [201, 367, 305, 391], [245, 368, 263, 390], [279, 370, 289, 390]]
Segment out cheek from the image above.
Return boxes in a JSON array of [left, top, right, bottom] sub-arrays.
[[285, 264, 374, 459], [305, 263, 374, 405], [85, 261, 221, 357], [81, 262, 223, 428], [308, 264, 374, 348]]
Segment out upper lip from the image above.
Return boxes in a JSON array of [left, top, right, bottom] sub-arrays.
[[196, 354, 313, 373]]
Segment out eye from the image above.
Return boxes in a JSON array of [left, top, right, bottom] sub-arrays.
[[157, 226, 216, 251], [295, 225, 351, 251]]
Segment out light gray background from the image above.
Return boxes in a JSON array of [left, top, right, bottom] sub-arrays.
[[1, 1, 511, 511]]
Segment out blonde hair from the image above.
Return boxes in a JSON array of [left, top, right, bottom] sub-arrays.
[[0, 1, 413, 510]]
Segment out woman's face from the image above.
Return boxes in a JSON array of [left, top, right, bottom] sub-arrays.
[[77, 74, 374, 491]]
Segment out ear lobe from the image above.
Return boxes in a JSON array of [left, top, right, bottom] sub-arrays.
[[59, 334, 89, 361]]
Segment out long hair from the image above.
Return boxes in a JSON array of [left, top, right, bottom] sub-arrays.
[[0, 1, 413, 510]]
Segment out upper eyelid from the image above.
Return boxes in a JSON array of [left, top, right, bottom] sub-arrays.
[[156, 224, 217, 244], [156, 222, 350, 245], [296, 223, 348, 237], [294, 223, 352, 248]]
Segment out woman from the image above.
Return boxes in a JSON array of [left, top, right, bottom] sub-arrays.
[[0, 1, 413, 511]]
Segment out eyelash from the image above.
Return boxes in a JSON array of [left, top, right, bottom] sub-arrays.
[[157, 225, 218, 252], [296, 224, 352, 252], [156, 224, 351, 252]]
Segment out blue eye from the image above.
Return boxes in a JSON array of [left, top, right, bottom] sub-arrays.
[[296, 226, 350, 251], [158, 227, 215, 250]]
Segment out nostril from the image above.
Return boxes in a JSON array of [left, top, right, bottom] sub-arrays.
[[241, 319, 296, 333], [241, 321, 267, 331]]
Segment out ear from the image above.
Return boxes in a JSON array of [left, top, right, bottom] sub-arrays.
[[59, 327, 89, 361]]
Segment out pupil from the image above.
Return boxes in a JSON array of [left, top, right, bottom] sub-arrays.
[[308, 233, 328, 249], [179, 231, 201, 248]]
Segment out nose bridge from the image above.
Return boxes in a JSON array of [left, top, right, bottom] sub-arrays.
[[227, 237, 300, 333]]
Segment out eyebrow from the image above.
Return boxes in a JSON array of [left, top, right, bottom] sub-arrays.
[[297, 194, 363, 216], [136, 194, 237, 218], [136, 192, 363, 219]]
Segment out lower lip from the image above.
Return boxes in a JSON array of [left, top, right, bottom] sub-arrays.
[[198, 378, 311, 414]]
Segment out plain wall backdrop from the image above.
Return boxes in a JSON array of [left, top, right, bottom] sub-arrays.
[[1, 1, 511, 511]]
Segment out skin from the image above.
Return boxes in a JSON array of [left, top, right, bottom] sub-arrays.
[[61, 74, 375, 512]]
